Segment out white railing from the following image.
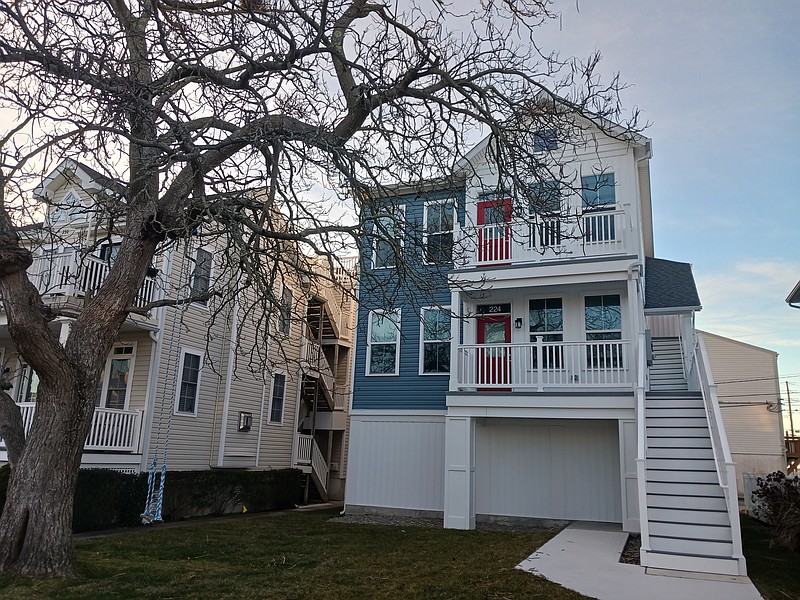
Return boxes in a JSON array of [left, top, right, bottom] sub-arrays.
[[694, 333, 746, 573], [634, 333, 651, 558], [302, 338, 337, 407], [464, 209, 628, 267], [311, 438, 329, 490], [297, 433, 312, 464], [455, 339, 631, 390], [1, 403, 142, 453], [30, 251, 157, 308]]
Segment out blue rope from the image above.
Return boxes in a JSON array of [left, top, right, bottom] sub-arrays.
[[142, 238, 194, 524]]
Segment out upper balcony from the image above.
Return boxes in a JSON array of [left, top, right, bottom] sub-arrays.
[[459, 209, 632, 269]]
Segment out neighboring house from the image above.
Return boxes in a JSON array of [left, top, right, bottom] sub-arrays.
[[701, 332, 785, 496], [346, 114, 748, 576], [0, 160, 357, 503]]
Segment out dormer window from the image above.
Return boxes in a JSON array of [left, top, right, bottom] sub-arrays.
[[533, 129, 558, 152]]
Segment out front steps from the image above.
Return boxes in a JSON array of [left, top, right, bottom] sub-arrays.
[[642, 393, 744, 576], [650, 337, 687, 391]]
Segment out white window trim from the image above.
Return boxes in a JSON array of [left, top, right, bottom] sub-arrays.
[[267, 370, 288, 425], [422, 198, 455, 265], [371, 205, 405, 269], [174, 347, 204, 417], [419, 306, 451, 375], [365, 308, 401, 377], [97, 342, 137, 411], [582, 292, 624, 339], [190, 245, 214, 310]]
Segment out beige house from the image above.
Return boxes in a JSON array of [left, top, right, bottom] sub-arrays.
[[701, 331, 785, 496], [0, 159, 356, 502]]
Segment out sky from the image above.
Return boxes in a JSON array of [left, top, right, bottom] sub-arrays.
[[530, 0, 800, 426]]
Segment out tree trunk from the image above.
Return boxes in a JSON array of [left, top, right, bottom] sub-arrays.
[[0, 389, 24, 468]]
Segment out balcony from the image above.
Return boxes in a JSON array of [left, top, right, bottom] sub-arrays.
[[30, 250, 157, 308], [1, 403, 142, 453], [454, 339, 632, 391], [462, 209, 630, 268]]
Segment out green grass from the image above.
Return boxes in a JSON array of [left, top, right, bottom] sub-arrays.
[[741, 515, 800, 600], [0, 509, 589, 599]]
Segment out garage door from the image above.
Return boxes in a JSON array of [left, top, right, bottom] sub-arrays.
[[475, 418, 621, 522]]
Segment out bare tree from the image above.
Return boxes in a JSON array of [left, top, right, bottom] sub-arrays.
[[0, 0, 637, 576]]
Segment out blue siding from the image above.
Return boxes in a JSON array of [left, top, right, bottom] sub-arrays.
[[353, 187, 463, 411]]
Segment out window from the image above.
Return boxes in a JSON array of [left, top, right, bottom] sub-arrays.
[[191, 248, 212, 299], [533, 129, 558, 152], [269, 373, 286, 424], [99, 242, 121, 263], [176, 351, 202, 414], [424, 201, 455, 263], [278, 285, 293, 335], [530, 298, 563, 368], [529, 181, 561, 215], [16, 364, 39, 403], [581, 173, 616, 210], [372, 205, 404, 268], [366, 309, 401, 375], [420, 308, 451, 374], [96, 345, 135, 410], [585, 295, 622, 368]]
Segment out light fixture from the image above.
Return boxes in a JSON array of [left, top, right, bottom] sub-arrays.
[[514, 318, 523, 329]]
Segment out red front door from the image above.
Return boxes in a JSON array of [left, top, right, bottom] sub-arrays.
[[476, 314, 512, 389], [477, 198, 512, 264]]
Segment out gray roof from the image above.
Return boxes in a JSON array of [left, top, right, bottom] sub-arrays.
[[788, 280, 800, 305], [644, 257, 702, 311], [75, 161, 127, 197]]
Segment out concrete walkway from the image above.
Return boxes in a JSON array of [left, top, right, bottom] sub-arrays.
[[517, 523, 762, 600]]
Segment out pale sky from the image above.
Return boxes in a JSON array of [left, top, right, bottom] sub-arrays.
[[533, 0, 799, 424]]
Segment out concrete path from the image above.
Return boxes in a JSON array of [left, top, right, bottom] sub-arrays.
[[517, 523, 762, 600]]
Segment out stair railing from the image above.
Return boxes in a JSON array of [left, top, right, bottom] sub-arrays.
[[635, 332, 652, 558], [694, 333, 746, 575], [310, 438, 329, 491]]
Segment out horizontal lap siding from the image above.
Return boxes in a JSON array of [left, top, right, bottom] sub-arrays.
[[123, 332, 152, 413]]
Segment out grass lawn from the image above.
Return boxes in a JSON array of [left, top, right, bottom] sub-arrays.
[[0, 509, 590, 599], [741, 514, 800, 600]]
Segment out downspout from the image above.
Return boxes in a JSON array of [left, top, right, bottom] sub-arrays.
[[138, 250, 172, 472], [216, 300, 239, 467]]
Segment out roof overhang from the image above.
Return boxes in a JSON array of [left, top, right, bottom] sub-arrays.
[[788, 280, 800, 309]]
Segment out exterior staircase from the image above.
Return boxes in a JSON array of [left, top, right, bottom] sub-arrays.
[[642, 392, 743, 575], [649, 337, 687, 391]]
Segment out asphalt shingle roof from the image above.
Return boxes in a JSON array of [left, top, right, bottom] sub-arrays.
[[644, 257, 702, 311]]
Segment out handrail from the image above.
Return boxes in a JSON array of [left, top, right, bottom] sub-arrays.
[[635, 332, 651, 555], [310, 438, 329, 490], [694, 333, 746, 571]]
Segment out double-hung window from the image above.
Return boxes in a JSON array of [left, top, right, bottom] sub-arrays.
[[366, 309, 401, 375], [424, 200, 455, 263], [269, 373, 286, 424], [581, 173, 616, 210], [420, 307, 451, 374], [529, 298, 563, 368], [278, 285, 293, 335], [176, 350, 202, 414], [585, 295, 623, 368], [191, 248, 213, 301], [533, 129, 558, 152], [96, 345, 135, 410], [528, 181, 561, 248], [372, 205, 404, 269]]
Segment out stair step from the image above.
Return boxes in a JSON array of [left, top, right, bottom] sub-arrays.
[[646, 458, 716, 471], [649, 535, 734, 558], [646, 398, 704, 409], [646, 480, 723, 496], [646, 407, 707, 418], [647, 469, 718, 484], [649, 521, 732, 541], [643, 550, 741, 576], [647, 493, 727, 511], [647, 436, 712, 448], [648, 447, 714, 459], [646, 426, 709, 438], [648, 507, 730, 526], [646, 417, 708, 428]]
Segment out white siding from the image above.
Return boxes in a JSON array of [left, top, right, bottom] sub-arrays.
[[475, 418, 621, 522], [346, 415, 446, 512]]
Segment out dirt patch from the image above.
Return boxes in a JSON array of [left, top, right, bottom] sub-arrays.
[[619, 534, 641, 565]]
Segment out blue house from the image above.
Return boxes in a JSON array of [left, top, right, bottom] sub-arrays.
[[345, 118, 748, 577]]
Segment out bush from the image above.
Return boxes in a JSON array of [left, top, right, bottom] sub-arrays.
[[0, 466, 304, 532], [752, 471, 800, 552]]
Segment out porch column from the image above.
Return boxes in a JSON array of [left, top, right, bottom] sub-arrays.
[[448, 289, 460, 392], [443, 415, 476, 529]]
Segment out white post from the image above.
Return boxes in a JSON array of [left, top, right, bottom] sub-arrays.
[[443, 415, 476, 529], [449, 289, 460, 392]]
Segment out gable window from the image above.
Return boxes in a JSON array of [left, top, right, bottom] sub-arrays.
[[533, 129, 558, 152], [278, 285, 293, 335], [176, 350, 202, 414], [372, 206, 404, 269], [16, 364, 39, 403], [191, 248, 213, 300], [420, 307, 451, 374], [424, 200, 455, 264], [585, 295, 622, 368], [581, 173, 616, 210], [96, 345, 135, 410], [269, 372, 286, 424], [366, 309, 401, 375]]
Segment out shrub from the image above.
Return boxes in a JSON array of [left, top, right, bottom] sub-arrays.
[[73, 470, 148, 532], [752, 471, 800, 552]]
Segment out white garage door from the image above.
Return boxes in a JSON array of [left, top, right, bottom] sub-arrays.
[[476, 418, 621, 522]]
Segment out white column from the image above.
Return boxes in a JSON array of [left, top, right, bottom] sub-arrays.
[[448, 289, 460, 392], [443, 415, 476, 529]]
